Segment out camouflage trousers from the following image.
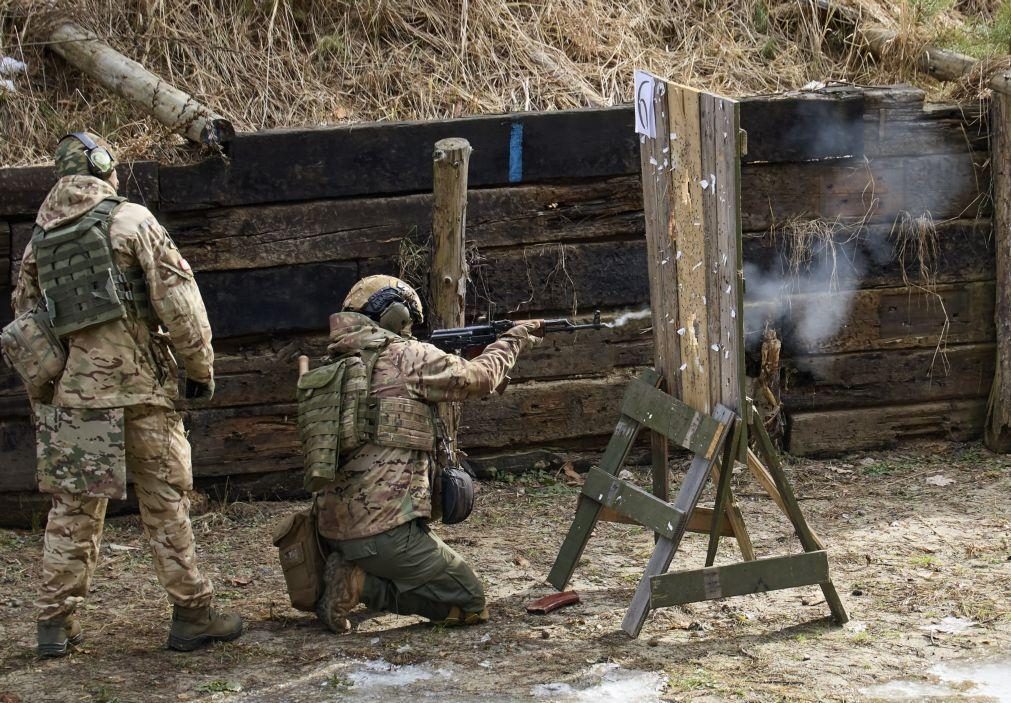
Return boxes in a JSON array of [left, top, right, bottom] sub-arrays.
[[330, 519, 485, 621], [36, 405, 213, 621]]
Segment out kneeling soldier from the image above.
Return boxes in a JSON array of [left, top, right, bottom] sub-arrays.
[[305, 275, 541, 631], [9, 132, 242, 656]]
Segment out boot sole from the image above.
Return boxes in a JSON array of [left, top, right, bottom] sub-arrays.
[[167, 627, 243, 652], [37, 641, 71, 658]]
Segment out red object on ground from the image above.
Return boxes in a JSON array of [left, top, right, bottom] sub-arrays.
[[526, 591, 580, 614]]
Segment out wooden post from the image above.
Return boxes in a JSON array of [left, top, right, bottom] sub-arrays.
[[431, 137, 471, 461], [986, 90, 1011, 452], [46, 20, 234, 145]]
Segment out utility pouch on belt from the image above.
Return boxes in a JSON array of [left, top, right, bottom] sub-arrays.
[[35, 404, 126, 500], [1, 305, 67, 392], [440, 466, 476, 525], [272, 502, 327, 612]]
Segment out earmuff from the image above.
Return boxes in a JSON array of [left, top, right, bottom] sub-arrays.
[[63, 132, 116, 178], [359, 286, 423, 333]]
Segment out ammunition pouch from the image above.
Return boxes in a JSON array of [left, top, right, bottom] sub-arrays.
[[32, 197, 153, 338], [440, 466, 475, 525], [272, 501, 327, 612], [1, 305, 67, 393], [296, 346, 438, 492]]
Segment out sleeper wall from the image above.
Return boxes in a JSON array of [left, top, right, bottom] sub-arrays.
[[0, 84, 992, 503]]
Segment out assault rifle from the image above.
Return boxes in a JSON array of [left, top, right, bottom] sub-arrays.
[[427, 310, 605, 355]]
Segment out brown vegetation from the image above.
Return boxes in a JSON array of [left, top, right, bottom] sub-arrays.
[[0, 0, 1002, 167]]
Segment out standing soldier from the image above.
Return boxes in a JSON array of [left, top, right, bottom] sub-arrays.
[[9, 132, 242, 656], [300, 275, 542, 632]]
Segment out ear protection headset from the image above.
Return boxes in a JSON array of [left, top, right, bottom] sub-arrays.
[[359, 286, 423, 333], [62, 132, 116, 178]]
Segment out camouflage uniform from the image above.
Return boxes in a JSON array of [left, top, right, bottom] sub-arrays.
[[13, 174, 215, 621], [317, 312, 538, 622]]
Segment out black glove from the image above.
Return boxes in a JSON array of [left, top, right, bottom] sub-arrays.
[[184, 378, 215, 401]]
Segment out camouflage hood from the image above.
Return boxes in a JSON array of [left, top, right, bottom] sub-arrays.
[[36, 175, 118, 230], [326, 312, 403, 357]]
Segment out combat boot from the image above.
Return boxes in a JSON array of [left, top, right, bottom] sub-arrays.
[[37, 614, 83, 658], [167, 604, 243, 652], [316, 552, 365, 633], [437, 606, 490, 627]]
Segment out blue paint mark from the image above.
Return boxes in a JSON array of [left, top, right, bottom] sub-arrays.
[[508, 122, 523, 183]]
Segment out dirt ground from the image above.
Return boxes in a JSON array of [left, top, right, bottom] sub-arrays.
[[1, 440, 1009, 703]]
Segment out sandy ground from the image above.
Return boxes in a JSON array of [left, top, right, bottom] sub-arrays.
[[0, 440, 1009, 703]]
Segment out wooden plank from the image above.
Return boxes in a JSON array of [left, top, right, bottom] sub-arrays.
[[751, 411, 848, 624], [546, 374, 656, 591], [785, 343, 995, 411], [668, 84, 712, 413], [620, 378, 724, 457], [164, 177, 646, 272], [198, 261, 359, 339], [706, 417, 742, 566], [649, 551, 830, 607], [582, 467, 687, 541], [361, 239, 650, 318], [724, 501, 756, 561], [746, 282, 996, 355], [154, 93, 872, 210], [739, 89, 864, 163], [597, 504, 735, 537], [744, 219, 994, 291], [740, 152, 988, 232], [621, 403, 736, 638], [0, 162, 160, 218], [159, 108, 640, 210], [789, 397, 988, 456], [986, 91, 1011, 450]]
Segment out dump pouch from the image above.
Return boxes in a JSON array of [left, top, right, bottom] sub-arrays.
[[35, 404, 127, 500], [272, 503, 327, 612], [440, 466, 475, 525], [1, 306, 67, 392]]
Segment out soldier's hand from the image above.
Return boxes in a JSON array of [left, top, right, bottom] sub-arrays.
[[185, 378, 215, 401], [514, 319, 545, 338]]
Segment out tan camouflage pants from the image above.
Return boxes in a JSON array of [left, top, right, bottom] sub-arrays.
[[37, 405, 213, 620]]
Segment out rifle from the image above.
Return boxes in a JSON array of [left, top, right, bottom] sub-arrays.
[[426, 310, 605, 355]]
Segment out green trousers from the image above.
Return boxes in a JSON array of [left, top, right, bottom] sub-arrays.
[[331, 519, 485, 621]]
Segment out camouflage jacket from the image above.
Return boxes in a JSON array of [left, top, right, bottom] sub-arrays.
[[12, 175, 214, 408], [317, 312, 539, 541]]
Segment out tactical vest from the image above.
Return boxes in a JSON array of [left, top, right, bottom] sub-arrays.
[[297, 344, 439, 492], [32, 197, 153, 338]]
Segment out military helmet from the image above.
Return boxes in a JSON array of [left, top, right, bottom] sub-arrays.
[[54, 131, 118, 179], [343, 275, 424, 334]]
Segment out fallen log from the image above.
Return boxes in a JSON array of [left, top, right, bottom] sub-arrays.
[[46, 20, 234, 145]]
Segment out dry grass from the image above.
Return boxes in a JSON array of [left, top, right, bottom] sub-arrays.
[[0, 0, 994, 167]]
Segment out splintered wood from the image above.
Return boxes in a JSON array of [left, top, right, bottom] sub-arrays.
[[640, 78, 745, 441]]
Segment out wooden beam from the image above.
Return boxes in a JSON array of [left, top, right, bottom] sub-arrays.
[[619, 377, 725, 457], [597, 504, 736, 538], [649, 551, 830, 607], [987, 91, 1011, 452], [431, 137, 472, 461], [47, 21, 233, 145]]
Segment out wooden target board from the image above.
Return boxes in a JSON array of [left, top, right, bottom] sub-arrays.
[[637, 73, 746, 442]]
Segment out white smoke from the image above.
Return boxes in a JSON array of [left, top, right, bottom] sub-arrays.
[[608, 307, 652, 328], [744, 227, 892, 351]]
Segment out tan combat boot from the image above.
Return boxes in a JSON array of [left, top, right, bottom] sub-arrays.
[[37, 614, 84, 658], [167, 605, 243, 651], [438, 606, 490, 627], [316, 552, 365, 633]]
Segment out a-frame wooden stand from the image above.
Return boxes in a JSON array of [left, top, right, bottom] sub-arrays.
[[547, 369, 848, 637]]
